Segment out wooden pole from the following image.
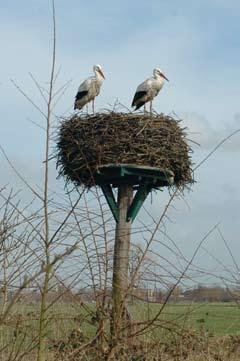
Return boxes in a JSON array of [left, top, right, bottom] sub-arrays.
[[111, 184, 133, 340]]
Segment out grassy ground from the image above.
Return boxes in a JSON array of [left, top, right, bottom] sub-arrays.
[[131, 302, 240, 336], [1, 302, 240, 360]]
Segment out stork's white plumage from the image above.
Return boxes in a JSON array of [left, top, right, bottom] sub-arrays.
[[131, 68, 169, 113], [74, 64, 105, 114]]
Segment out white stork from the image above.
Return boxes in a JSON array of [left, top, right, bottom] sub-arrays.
[[74, 64, 105, 114], [131, 68, 169, 113]]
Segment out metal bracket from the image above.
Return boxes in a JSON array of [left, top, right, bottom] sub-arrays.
[[126, 184, 151, 223], [101, 185, 119, 223], [101, 183, 152, 224]]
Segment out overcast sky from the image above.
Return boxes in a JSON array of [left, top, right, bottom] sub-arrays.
[[0, 1, 240, 285]]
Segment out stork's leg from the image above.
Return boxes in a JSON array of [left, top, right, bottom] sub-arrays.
[[92, 99, 95, 114], [144, 104, 146, 114], [86, 103, 89, 114], [150, 101, 152, 115]]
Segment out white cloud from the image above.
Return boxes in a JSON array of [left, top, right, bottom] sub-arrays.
[[181, 112, 240, 151]]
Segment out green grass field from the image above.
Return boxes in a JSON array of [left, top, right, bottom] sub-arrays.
[[1, 302, 240, 339], [131, 302, 240, 336], [1, 302, 240, 360]]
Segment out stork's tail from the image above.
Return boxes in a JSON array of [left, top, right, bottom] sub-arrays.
[[134, 101, 145, 110], [74, 101, 82, 111]]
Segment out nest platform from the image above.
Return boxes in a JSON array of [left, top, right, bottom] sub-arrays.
[[56, 112, 193, 190], [94, 164, 174, 187]]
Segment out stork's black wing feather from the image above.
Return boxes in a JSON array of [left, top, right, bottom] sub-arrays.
[[75, 90, 88, 101], [134, 101, 146, 110], [131, 91, 147, 107]]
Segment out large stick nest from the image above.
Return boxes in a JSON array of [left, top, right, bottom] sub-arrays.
[[56, 112, 193, 188]]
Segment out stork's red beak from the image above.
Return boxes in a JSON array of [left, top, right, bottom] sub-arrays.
[[161, 73, 169, 82], [99, 69, 105, 79]]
